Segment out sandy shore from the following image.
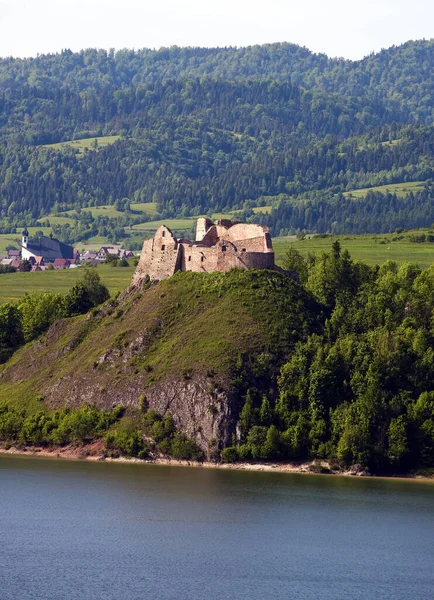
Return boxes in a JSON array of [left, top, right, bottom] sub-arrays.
[[1, 442, 432, 480]]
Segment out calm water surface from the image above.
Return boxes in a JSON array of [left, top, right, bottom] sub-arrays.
[[0, 456, 433, 600]]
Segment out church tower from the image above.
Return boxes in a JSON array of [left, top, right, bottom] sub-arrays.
[[22, 227, 29, 248]]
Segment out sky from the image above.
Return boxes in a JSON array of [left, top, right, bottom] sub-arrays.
[[0, 0, 433, 60]]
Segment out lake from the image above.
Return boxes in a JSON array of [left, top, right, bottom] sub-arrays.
[[0, 456, 433, 600]]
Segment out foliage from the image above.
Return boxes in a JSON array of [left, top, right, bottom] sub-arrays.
[[0, 405, 124, 446], [0, 42, 434, 237], [224, 248, 434, 473], [18, 291, 64, 342], [0, 303, 24, 361]]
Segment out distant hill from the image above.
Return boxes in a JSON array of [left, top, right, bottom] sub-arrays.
[[1, 41, 434, 237]]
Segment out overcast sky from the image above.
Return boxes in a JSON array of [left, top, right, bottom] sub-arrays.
[[0, 0, 433, 60]]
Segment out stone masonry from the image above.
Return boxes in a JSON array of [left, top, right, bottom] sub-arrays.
[[132, 218, 275, 284]]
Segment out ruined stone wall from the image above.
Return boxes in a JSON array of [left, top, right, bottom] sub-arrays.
[[226, 223, 269, 242], [133, 226, 181, 284], [179, 240, 274, 273], [195, 217, 213, 242], [241, 251, 275, 269], [233, 236, 266, 252], [133, 220, 276, 284]]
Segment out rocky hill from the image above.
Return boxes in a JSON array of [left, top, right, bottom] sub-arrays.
[[0, 269, 317, 456], [1, 246, 434, 474]]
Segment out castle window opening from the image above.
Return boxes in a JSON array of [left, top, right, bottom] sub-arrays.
[[162, 231, 165, 237], [201, 256, 204, 262], [161, 245, 165, 251], [242, 248, 246, 252], [222, 246, 227, 252], [188, 256, 191, 261]]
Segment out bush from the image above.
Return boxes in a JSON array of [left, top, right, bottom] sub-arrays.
[[170, 432, 204, 461], [105, 428, 145, 457], [221, 446, 239, 463]]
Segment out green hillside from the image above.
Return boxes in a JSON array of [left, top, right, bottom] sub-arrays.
[[1, 249, 434, 474], [0, 41, 434, 243]]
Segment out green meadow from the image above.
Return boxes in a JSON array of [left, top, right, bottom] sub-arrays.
[[274, 231, 434, 269], [130, 202, 160, 216], [0, 264, 135, 303], [42, 135, 121, 155], [344, 181, 425, 199]]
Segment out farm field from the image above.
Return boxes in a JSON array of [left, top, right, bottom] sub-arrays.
[[344, 181, 425, 199], [130, 202, 160, 216], [42, 135, 121, 155], [274, 232, 434, 269], [0, 264, 134, 303], [129, 207, 270, 232]]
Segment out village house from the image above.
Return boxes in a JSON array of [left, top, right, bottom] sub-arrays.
[[133, 217, 275, 285], [53, 257, 79, 269], [97, 246, 133, 261]]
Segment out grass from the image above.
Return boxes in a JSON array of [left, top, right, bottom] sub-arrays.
[[344, 181, 426, 199], [252, 206, 272, 214], [0, 264, 134, 303], [131, 218, 196, 231], [130, 202, 160, 216], [0, 228, 51, 254], [273, 231, 434, 269], [62, 206, 126, 219], [39, 216, 75, 226], [0, 269, 312, 404], [42, 135, 121, 155]]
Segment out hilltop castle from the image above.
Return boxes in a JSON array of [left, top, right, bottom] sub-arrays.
[[133, 218, 275, 284]]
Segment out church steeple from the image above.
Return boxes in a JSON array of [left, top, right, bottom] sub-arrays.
[[22, 227, 29, 248]]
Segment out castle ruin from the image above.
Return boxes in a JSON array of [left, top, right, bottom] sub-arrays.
[[133, 218, 275, 284]]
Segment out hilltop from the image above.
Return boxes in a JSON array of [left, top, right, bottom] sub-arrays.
[[0, 269, 318, 456], [1, 246, 434, 475]]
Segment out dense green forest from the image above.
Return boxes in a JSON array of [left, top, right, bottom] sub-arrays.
[[223, 246, 434, 474], [1, 41, 434, 237]]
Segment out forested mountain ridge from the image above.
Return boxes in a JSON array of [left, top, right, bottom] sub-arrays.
[[1, 40, 434, 236]]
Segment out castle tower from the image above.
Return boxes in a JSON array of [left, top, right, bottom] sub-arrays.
[[196, 217, 212, 242]]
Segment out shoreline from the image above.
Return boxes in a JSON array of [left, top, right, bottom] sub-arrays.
[[1, 443, 433, 481]]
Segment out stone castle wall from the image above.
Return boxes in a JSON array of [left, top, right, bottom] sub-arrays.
[[133, 219, 275, 284]]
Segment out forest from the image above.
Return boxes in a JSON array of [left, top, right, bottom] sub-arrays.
[[0, 41, 434, 236], [223, 244, 434, 474]]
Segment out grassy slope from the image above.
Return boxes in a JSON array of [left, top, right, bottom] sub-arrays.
[[42, 135, 121, 155], [344, 181, 425, 199], [0, 270, 315, 406]]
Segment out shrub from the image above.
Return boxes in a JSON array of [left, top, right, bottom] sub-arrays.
[[221, 446, 239, 463]]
